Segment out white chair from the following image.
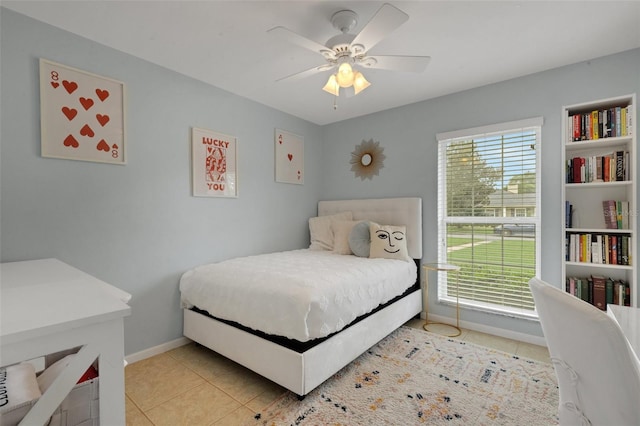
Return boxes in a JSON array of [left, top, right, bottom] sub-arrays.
[[529, 277, 640, 425]]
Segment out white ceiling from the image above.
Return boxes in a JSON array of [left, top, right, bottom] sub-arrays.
[[4, 1, 640, 125]]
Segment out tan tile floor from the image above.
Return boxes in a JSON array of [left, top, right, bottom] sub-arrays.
[[125, 319, 550, 425]]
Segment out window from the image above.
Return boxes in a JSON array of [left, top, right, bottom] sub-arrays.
[[436, 117, 542, 318]]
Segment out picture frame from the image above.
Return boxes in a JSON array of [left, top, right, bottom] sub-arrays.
[[192, 127, 238, 198], [275, 129, 304, 185], [39, 58, 126, 164]]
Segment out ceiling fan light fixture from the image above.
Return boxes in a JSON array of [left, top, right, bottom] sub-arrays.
[[336, 62, 355, 87], [322, 74, 340, 96], [353, 71, 370, 94]]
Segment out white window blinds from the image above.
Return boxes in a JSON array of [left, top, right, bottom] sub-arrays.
[[436, 117, 542, 317]]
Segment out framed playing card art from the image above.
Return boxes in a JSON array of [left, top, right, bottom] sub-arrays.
[[39, 58, 126, 164], [275, 129, 304, 184], [192, 127, 238, 198]]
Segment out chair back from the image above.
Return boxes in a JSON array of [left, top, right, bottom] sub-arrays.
[[529, 277, 640, 425]]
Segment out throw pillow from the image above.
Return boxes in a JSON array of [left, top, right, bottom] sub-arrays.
[[369, 223, 411, 261], [332, 220, 359, 255], [348, 220, 371, 257], [0, 363, 41, 415], [309, 211, 353, 251]]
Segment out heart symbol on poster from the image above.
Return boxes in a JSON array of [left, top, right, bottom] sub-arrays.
[[80, 124, 95, 137], [79, 97, 94, 111], [63, 80, 78, 94], [207, 147, 212, 154], [61, 107, 77, 121], [96, 140, 110, 152], [288, 153, 293, 161], [51, 82, 60, 89], [63, 134, 79, 148], [96, 114, 110, 127], [112, 144, 118, 149], [95, 89, 109, 101]]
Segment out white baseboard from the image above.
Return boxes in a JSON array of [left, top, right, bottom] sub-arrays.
[[125, 337, 191, 365], [424, 313, 547, 347]]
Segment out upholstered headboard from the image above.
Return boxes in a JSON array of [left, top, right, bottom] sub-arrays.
[[318, 197, 423, 259]]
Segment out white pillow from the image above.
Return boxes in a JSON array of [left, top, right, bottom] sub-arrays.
[[0, 363, 42, 414], [332, 220, 359, 255], [36, 354, 75, 393], [369, 223, 411, 262], [348, 220, 371, 257], [309, 211, 353, 251]]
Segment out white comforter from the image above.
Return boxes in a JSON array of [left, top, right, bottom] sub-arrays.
[[179, 249, 417, 342]]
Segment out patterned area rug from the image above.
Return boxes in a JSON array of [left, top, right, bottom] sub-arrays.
[[251, 326, 558, 425]]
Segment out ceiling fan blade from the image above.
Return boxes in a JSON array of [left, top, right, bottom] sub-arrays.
[[268, 26, 336, 60], [360, 55, 431, 73], [276, 64, 335, 82], [350, 3, 409, 55]]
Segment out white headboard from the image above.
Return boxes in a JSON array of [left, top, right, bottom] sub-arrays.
[[318, 197, 422, 259]]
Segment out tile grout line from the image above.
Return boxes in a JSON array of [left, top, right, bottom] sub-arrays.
[[125, 393, 158, 425], [164, 350, 260, 415]]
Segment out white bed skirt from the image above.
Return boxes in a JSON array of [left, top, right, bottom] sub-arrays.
[[183, 288, 421, 396]]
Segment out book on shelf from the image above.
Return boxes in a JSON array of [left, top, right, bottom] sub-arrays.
[[601, 200, 629, 229], [565, 201, 573, 228], [568, 105, 633, 142], [566, 276, 630, 309], [565, 232, 631, 265], [622, 200, 630, 229], [566, 152, 628, 183], [591, 275, 607, 310], [616, 150, 625, 180]]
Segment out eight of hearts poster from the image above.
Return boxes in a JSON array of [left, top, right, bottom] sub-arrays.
[[39, 58, 126, 164], [275, 129, 304, 185], [192, 127, 238, 198]]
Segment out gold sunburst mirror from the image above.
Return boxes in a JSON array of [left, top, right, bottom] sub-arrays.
[[350, 139, 385, 180]]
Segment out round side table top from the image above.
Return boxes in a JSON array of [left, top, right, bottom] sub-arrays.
[[422, 263, 460, 272]]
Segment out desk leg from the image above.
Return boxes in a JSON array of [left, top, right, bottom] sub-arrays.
[[98, 319, 127, 426]]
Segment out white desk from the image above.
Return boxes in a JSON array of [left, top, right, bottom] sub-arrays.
[[1, 258, 131, 426], [607, 305, 640, 361]]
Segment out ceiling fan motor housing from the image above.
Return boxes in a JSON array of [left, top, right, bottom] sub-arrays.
[[325, 33, 356, 58], [331, 9, 358, 33]]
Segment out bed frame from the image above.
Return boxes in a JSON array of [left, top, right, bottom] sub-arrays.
[[183, 197, 423, 396]]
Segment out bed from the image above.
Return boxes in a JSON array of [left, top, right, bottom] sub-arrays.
[[180, 197, 422, 396]]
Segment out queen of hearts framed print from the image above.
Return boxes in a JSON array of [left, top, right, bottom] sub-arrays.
[[191, 127, 238, 198]]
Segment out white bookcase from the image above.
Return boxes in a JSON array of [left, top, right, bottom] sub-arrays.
[[561, 94, 636, 309]]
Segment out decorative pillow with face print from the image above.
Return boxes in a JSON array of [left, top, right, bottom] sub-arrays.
[[368, 223, 411, 262]]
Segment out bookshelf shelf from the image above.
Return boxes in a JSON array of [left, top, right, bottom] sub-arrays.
[[562, 94, 636, 310], [565, 228, 632, 234], [565, 181, 631, 189], [567, 228, 632, 234], [565, 136, 632, 152], [565, 261, 633, 270]]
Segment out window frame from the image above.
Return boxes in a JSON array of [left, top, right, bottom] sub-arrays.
[[436, 117, 543, 319]]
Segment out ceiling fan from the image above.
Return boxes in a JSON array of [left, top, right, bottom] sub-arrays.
[[268, 3, 431, 97]]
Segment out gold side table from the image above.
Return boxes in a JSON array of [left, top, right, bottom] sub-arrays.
[[422, 263, 461, 337]]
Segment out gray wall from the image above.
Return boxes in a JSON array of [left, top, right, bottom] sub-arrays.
[[0, 9, 324, 354], [321, 49, 640, 337], [2, 7, 639, 352]]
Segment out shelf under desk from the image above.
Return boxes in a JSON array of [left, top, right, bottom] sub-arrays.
[[1, 258, 131, 425]]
